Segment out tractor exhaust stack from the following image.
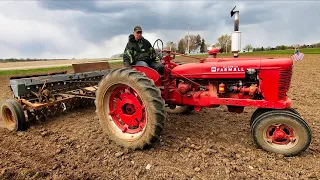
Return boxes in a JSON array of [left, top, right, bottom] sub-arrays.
[[230, 6, 241, 58]]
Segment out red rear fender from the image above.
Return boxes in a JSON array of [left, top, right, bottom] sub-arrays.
[[131, 66, 161, 86]]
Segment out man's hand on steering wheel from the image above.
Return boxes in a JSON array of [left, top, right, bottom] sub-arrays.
[[152, 39, 164, 62], [155, 49, 163, 62]]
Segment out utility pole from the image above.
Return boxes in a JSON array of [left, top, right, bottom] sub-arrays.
[[187, 24, 190, 54], [226, 40, 227, 53], [225, 39, 228, 53]]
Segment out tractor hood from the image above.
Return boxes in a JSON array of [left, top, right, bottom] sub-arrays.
[[171, 57, 293, 79]]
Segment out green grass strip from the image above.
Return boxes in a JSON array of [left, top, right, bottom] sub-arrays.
[[0, 66, 72, 76], [0, 61, 123, 76]]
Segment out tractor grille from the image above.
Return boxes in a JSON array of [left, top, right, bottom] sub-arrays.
[[278, 69, 292, 100]]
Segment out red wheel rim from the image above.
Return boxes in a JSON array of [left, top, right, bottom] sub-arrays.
[[108, 85, 146, 134], [266, 124, 296, 145]]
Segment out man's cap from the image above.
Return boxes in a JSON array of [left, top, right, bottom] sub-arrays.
[[134, 26, 142, 32]]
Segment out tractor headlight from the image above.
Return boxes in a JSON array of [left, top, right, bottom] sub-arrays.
[[245, 69, 257, 80], [246, 69, 256, 74]]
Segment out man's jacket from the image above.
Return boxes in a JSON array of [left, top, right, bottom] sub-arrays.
[[123, 34, 155, 67]]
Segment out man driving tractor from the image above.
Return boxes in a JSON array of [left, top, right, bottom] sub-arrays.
[[123, 26, 164, 75]]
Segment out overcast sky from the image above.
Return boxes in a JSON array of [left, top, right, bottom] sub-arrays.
[[0, 0, 319, 59]]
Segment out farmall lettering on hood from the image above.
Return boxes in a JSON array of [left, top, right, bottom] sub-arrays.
[[211, 66, 245, 73], [171, 58, 260, 79]]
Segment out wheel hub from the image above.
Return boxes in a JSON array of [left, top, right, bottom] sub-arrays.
[[5, 108, 15, 126], [273, 129, 286, 141], [266, 124, 295, 145], [123, 104, 136, 115], [108, 85, 146, 134]]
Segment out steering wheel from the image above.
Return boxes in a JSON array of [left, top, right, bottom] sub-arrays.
[[152, 39, 164, 61]]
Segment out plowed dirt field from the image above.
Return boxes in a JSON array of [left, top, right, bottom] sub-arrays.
[[0, 55, 319, 179]]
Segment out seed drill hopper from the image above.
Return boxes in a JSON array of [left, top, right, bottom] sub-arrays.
[[2, 62, 111, 129]]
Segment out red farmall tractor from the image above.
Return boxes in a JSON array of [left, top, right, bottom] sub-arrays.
[[95, 46, 311, 156], [94, 7, 311, 156]]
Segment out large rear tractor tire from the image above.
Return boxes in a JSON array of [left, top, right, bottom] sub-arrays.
[[96, 68, 165, 150], [251, 110, 311, 156], [1, 99, 27, 131]]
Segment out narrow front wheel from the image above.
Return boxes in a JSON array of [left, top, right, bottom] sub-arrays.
[[250, 108, 301, 126], [251, 110, 311, 156]]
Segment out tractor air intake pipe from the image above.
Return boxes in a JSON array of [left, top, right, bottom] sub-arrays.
[[230, 6, 241, 58]]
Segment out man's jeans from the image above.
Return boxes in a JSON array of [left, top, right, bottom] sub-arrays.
[[133, 61, 164, 75]]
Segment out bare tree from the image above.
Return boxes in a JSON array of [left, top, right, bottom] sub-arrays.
[[178, 38, 187, 54], [215, 34, 231, 53], [165, 41, 177, 52], [184, 34, 202, 53], [244, 44, 253, 52]]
